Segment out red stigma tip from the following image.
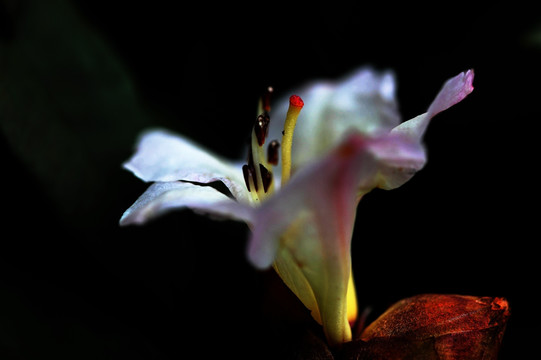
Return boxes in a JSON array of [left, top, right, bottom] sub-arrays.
[[289, 95, 304, 108]]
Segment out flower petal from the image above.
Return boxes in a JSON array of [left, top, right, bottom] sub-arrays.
[[427, 69, 475, 118], [123, 129, 251, 203], [268, 67, 401, 173], [247, 134, 364, 268], [371, 135, 427, 190], [119, 181, 254, 226], [247, 132, 422, 345], [391, 70, 474, 142]]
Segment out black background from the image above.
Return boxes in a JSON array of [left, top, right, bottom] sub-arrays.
[[1, 0, 538, 358]]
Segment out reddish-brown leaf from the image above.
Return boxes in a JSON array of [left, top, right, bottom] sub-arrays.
[[340, 294, 509, 360]]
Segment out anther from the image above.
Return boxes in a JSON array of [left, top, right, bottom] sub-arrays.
[[242, 164, 251, 192], [262, 86, 273, 114], [267, 140, 280, 165], [254, 114, 270, 146], [259, 164, 272, 193], [242, 164, 258, 192]]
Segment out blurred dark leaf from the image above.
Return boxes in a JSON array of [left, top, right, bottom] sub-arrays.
[[0, 0, 151, 228]]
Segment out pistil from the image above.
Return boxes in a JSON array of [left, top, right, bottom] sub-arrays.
[[281, 95, 304, 185]]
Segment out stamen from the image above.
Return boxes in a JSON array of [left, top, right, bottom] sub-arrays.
[[259, 164, 273, 193], [242, 165, 251, 192], [281, 95, 304, 185], [250, 122, 266, 197], [262, 86, 273, 114], [242, 164, 257, 192], [257, 86, 273, 117], [254, 114, 270, 147], [347, 271, 358, 327], [267, 140, 280, 165], [243, 86, 279, 202]]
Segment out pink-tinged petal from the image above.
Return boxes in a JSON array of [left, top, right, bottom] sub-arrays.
[[123, 129, 250, 203], [247, 132, 422, 345], [391, 70, 474, 142], [427, 69, 475, 118], [119, 181, 254, 226], [268, 67, 401, 173], [371, 135, 427, 190], [247, 134, 365, 268]]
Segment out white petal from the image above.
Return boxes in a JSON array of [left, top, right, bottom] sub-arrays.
[[247, 131, 424, 268], [246, 135, 367, 344], [391, 70, 475, 142], [247, 134, 364, 268], [268, 67, 401, 172], [123, 129, 250, 203], [247, 132, 425, 344], [371, 135, 427, 190], [427, 69, 475, 118], [119, 181, 254, 226]]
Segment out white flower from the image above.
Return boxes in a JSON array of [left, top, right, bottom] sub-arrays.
[[120, 68, 474, 345]]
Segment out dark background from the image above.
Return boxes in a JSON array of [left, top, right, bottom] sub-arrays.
[[1, 0, 538, 358]]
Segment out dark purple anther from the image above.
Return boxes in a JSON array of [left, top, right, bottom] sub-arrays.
[[254, 114, 270, 146], [259, 164, 272, 193], [242, 164, 256, 192], [262, 86, 273, 114], [267, 140, 280, 165]]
